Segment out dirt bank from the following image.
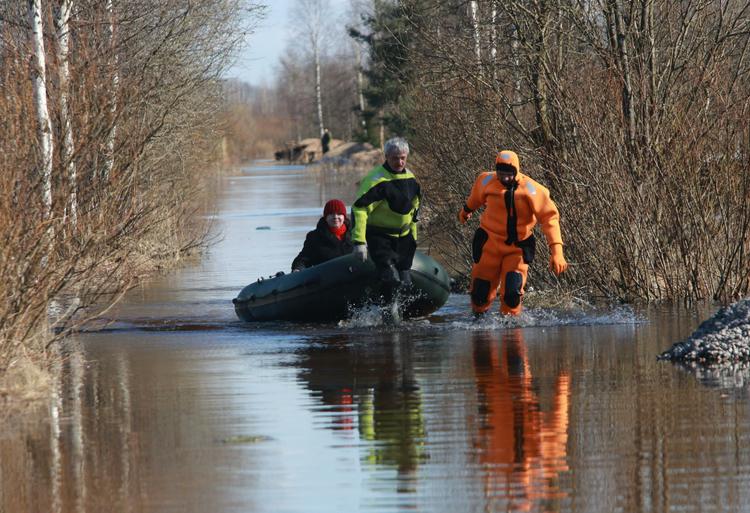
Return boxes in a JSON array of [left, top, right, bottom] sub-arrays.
[[274, 138, 381, 169]]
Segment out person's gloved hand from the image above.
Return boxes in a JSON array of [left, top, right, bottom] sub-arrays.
[[549, 244, 568, 276], [353, 244, 368, 262], [458, 207, 472, 224]]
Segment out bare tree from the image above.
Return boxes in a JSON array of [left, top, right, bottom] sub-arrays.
[[354, 39, 366, 129], [1, 0, 267, 371], [28, 0, 53, 222], [390, 0, 750, 302], [292, 0, 332, 136], [102, 0, 118, 182], [489, 0, 497, 80], [54, 0, 76, 227], [469, 1, 482, 77]]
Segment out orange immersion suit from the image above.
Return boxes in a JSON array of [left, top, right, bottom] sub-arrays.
[[458, 151, 567, 315]]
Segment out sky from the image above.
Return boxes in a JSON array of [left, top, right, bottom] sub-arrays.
[[225, 0, 352, 87]]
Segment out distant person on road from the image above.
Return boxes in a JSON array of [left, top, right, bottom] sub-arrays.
[[321, 128, 331, 155], [291, 199, 353, 271], [458, 150, 568, 316], [351, 137, 421, 299]]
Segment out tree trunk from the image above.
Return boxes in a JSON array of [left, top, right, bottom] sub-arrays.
[[314, 38, 324, 137], [511, 22, 522, 106], [29, 0, 54, 222], [354, 41, 366, 130], [531, 6, 553, 150], [611, 0, 636, 168], [103, 0, 119, 181], [490, 2, 497, 82], [644, 0, 656, 150], [469, 1, 482, 77], [55, 0, 77, 227], [379, 115, 384, 151]]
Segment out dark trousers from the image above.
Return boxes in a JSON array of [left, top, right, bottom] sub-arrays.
[[366, 230, 417, 272], [367, 230, 416, 305]]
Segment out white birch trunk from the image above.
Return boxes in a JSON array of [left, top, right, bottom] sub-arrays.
[[308, 0, 329, 137], [354, 41, 366, 129], [511, 23, 522, 104], [306, 0, 325, 137], [490, 3, 497, 82], [55, 0, 76, 227], [29, 0, 54, 222], [469, 1, 482, 77], [314, 39, 324, 137], [296, 0, 327, 137], [103, 0, 118, 181]]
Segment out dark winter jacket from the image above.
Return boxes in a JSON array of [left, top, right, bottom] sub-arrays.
[[291, 217, 353, 271]]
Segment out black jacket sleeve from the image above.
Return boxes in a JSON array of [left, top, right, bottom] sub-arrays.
[[291, 231, 316, 271]]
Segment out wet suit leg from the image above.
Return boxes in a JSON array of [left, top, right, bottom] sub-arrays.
[[498, 250, 528, 316], [469, 234, 503, 314]]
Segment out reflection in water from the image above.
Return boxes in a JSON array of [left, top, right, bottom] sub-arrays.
[[5, 310, 750, 512], [294, 329, 572, 510], [51, 345, 134, 513], [296, 333, 427, 493], [472, 329, 569, 512]]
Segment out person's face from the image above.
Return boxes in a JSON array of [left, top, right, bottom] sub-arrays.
[[326, 213, 345, 228], [496, 164, 517, 188], [497, 169, 516, 187], [386, 150, 408, 172]]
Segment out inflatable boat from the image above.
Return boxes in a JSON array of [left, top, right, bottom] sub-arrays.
[[233, 251, 451, 322]]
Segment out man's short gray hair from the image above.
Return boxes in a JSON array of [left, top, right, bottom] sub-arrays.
[[384, 137, 409, 156]]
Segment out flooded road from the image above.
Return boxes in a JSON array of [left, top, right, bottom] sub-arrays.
[[3, 162, 750, 513]]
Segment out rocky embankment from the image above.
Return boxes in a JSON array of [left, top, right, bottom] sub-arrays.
[[274, 138, 381, 168], [658, 298, 750, 363]]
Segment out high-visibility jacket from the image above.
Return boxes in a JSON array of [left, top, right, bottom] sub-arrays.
[[465, 171, 562, 246], [352, 164, 421, 244]]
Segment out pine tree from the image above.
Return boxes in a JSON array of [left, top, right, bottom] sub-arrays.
[[349, 1, 418, 146]]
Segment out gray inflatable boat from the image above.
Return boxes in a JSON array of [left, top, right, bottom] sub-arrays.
[[232, 251, 450, 322]]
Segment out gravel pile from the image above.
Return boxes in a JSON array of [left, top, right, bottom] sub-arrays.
[[658, 297, 750, 363]]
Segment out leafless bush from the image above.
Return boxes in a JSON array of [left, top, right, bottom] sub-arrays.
[[398, 0, 750, 303], [0, 0, 263, 369]]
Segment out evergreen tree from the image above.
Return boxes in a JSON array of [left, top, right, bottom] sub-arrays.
[[349, 1, 418, 145]]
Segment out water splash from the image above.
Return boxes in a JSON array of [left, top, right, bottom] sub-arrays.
[[338, 300, 406, 329], [336, 293, 645, 331], [337, 304, 387, 328], [447, 304, 645, 330]]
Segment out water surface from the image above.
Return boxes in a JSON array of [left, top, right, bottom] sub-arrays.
[[2, 161, 748, 513]]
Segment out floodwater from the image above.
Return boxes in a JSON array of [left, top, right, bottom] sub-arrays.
[[3, 162, 749, 513]]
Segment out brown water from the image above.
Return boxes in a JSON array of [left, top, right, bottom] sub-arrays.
[[3, 162, 749, 513]]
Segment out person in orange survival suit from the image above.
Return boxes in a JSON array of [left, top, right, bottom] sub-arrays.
[[458, 150, 568, 315]]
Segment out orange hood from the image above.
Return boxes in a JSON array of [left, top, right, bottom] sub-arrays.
[[495, 150, 520, 173]]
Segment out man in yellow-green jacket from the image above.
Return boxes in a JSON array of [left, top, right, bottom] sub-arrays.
[[351, 137, 421, 291]]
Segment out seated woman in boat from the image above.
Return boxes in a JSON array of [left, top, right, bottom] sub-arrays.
[[291, 199, 353, 271]]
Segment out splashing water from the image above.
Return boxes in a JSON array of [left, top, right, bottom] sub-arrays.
[[447, 305, 646, 330], [338, 299, 405, 328], [337, 293, 645, 331]]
